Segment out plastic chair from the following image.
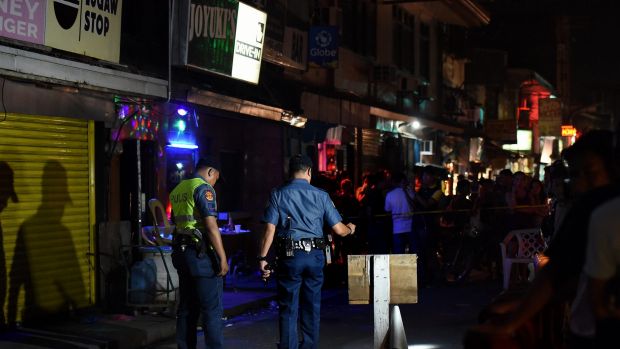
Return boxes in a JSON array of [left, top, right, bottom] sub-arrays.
[[499, 228, 547, 289], [141, 198, 174, 246]]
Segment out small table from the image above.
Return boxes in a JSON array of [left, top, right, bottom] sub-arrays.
[[219, 229, 253, 286]]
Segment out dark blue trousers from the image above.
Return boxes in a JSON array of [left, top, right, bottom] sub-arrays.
[[277, 249, 325, 349], [172, 246, 223, 349]]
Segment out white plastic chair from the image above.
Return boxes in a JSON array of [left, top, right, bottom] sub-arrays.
[[499, 228, 547, 289], [141, 198, 174, 246]]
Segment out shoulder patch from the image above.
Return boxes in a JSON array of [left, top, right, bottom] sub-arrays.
[[205, 190, 214, 201]]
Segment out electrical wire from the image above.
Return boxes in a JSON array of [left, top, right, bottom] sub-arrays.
[[0, 78, 7, 122], [167, 0, 175, 102]]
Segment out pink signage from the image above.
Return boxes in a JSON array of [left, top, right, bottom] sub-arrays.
[[0, 0, 46, 45]]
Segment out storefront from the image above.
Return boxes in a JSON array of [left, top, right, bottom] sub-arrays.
[[0, 42, 167, 323]]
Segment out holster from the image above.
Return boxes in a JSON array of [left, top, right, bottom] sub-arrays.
[[276, 237, 295, 257], [174, 227, 207, 259]]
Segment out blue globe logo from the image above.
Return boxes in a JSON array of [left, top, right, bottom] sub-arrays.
[[315, 30, 332, 48]]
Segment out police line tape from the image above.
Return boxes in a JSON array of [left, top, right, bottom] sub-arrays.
[[344, 204, 549, 219]]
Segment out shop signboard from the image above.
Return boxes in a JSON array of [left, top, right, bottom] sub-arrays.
[[502, 130, 532, 152], [0, 0, 46, 45], [175, 0, 267, 84], [485, 119, 517, 143], [308, 26, 338, 68], [282, 26, 307, 70], [0, 0, 123, 63], [538, 98, 562, 137], [561, 125, 576, 137]]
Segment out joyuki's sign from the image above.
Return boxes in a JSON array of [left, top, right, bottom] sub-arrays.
[[0, 0, 123, 63], [174, 0, 267, 84]]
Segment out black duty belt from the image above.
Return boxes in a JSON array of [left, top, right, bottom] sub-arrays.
[[278, 237, 326, 252]]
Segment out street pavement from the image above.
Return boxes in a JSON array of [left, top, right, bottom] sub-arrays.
[[149, 279, 502, 349]]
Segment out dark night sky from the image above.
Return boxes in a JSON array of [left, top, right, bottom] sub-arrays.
[[471, 0, 620, 110]]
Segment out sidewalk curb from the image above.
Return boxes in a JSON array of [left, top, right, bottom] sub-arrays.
[[4, 291, 278, 349]]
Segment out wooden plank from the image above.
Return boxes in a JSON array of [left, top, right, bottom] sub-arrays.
[[390, 254, 418, 304], [373, 255, 390, 349], [348, 255, 371, 304]]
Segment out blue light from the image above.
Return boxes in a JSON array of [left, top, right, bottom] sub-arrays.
[[167, 143, 198, 149], [177, 108, 188, 116], [176, 162, 184, 170]]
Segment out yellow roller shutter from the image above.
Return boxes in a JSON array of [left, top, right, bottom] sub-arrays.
[[0, 113, 95, 324]]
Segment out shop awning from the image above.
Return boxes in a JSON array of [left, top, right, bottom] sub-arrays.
[[3, 79, 115, 122], [187, 88, 285, 122], [370, 106, 465, 135], [0, 45, 168, 99], [383, 0, 490, 28]]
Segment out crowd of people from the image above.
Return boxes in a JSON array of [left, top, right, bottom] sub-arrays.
[[315, 161, 561, 287], [315, 129, 620, 348]]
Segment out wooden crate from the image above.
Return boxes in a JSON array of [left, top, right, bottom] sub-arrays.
[[347, 254, 418, 305]]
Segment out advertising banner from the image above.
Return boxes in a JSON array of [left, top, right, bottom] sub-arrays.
[[179, 0, 266, 84], [308, 26, 338, 68], [282, 26, 306, 70], [231, 2, 266, 83], [538, 98, 562, 137], [186, 0, 238, 76], [0, 0, 123, 63], [45, 0, 123, 63], [0, 0, 46, 45]]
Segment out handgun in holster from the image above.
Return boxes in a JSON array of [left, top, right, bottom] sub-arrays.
[[175, 227, 207, 258], [192, 230, 221, 273], [276, 216, 295, 257]]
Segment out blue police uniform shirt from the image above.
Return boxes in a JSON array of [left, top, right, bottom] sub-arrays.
[[262, 178, 342, 240], [193, 175, 218, 218]]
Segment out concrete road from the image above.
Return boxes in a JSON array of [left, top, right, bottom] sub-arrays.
[[149, 280, 502, 349]]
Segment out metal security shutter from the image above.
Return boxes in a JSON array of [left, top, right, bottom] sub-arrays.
[[0, 113, 94, 324], [361, 128, 382, 171]]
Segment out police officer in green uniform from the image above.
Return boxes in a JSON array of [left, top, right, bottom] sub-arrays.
[[258, 155, 356, 349], [169, 157, 228, 349]]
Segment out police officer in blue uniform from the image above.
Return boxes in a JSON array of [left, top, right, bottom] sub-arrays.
[[169, 157, 228, 349], [258, 155, 356, 349]]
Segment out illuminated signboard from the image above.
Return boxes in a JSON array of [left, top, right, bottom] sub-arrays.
[[174, 0, 267, 84], [502, 130, 532, 151], [231, 2, 266, 83], [561, 125, 577, 137]]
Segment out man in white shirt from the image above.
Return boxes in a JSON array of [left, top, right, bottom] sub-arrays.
[[385, 172, 414, 254]]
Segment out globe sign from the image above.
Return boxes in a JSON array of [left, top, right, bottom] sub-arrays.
[[54, 0, 80, 30], [315, 30, 332, 48]]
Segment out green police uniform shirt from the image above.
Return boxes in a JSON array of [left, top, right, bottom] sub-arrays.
[[170, 175, 218, 228]]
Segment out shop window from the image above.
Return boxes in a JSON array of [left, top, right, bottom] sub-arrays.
[[420, 140, 433, 155]]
